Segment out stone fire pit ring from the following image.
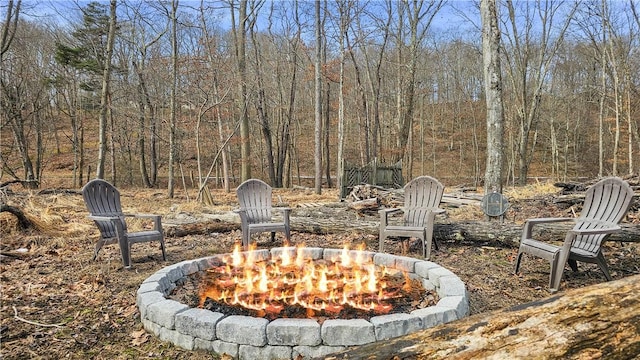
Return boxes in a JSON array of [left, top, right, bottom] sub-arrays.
[[137, 247, 469, 359]]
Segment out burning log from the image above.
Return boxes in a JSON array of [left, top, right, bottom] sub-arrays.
[[197, 243, 435, 320], [324, 274, 640, 360]]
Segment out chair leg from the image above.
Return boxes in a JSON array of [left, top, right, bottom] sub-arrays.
[[159, 238, 167, 261], [513, 250, 524, 274], [270, 232, 276, 243], [549, 251, 563, 293], [423, 233, 430, 259], [595, 252, 612, 281], [119, 237, 132, 269], [379, 233, 386, 253], [568, 259, 578, 272], [242, 227, 250, 250], [93, 240, 104, 261]]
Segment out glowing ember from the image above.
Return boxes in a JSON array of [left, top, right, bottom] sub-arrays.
[[198, 243, 424, 319]]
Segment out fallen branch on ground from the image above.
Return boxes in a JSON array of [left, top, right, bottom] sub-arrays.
[[13, 307, 65, 328]]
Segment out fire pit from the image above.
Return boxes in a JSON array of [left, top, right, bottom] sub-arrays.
[[137, 246, 469, 359]]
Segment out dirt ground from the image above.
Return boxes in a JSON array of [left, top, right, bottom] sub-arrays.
[[1, 184, 638, 359]]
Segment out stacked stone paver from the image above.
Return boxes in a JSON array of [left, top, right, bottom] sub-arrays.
[[137, 247, 469, 360]]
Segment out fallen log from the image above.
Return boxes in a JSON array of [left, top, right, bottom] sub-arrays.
[[172, 207, 639, 245], [324, 274, 640, 360], [347, 198, 380, 213], [0, 205, 33, 229], [290, 216, 640, 246], [164, 219, 239, 237]]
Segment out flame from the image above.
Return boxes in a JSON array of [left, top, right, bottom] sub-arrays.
[[199, 243, 415, 317]]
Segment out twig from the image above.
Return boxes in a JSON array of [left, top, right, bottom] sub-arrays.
[[13, 306, 65, 328]]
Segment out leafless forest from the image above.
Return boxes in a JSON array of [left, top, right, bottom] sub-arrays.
[[1, 0, 639, 192]]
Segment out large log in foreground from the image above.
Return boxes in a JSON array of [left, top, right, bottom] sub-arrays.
[[324, 274, 640, 360]]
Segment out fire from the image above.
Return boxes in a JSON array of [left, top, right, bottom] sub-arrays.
[[198, 243, 418, 318]]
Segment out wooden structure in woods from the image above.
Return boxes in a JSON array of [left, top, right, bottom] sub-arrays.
[[340, 159, 403, 199]]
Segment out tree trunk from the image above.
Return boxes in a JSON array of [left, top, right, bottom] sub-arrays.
[[167, 0, 178, 197], [96, 0, 116, 179], [326, 274, 640, 360], [250, 14, 276, 186], [481, 0, 505, 195], [233, 0, 251, 182], [362, 3, 391, 162], [132, 60, 152, 188], [314, 0, 322, 195], [337, 1, 348, 201]]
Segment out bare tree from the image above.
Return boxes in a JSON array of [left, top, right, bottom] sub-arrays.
[[231, 0, 251, 182], [336, 0, 350, 199], [481, 0, 505, 194], [0, 0, 31, 182], [124, 1, 167, 187], [248, 0, 277, 185], [501, 0, 576, 185], [96, 0, 116, 179], [360, 1, 392, 162], [314, 0, 322, 194], [1, 0, 48, 187], [167, 0, 178, 197], [392, 0, 443, 163]]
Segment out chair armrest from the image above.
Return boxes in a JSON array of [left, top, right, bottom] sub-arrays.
[[522, 217, 573, 240], [88, 215, 126, 237], [124, 213, 162, 232], [568, 225, 621, 236], [525, 217, 574, 225], [275, 207, 291, 227], [125, 213, 161, 219], [379, 208, 402, 227], [378, 208, 402, 216], [234, 209, 249, 225], [88, 215, 121, 222]]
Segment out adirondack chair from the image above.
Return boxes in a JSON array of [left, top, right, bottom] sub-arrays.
[[235, 179, 291, 249], [82, 179, 166, 269], [514, 177, 634, 292], [379, 176, 445, 259]]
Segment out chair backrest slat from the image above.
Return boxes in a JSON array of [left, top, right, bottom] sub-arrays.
[[82, 179, 126, 238], [403, 176, 444, 227], [237, 179, 273, 224]]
